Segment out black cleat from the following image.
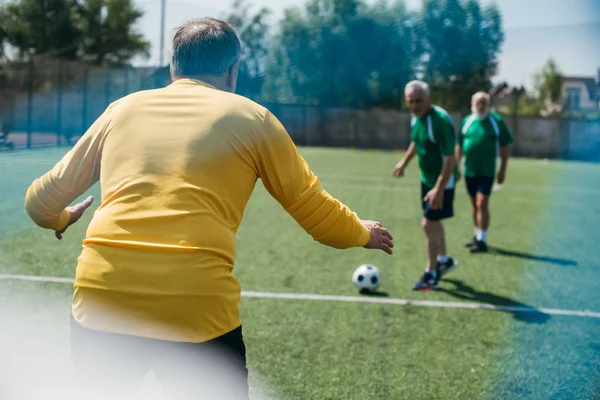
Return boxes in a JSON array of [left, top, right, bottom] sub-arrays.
[[470, 240, 488, 253], [437, 257, 458, 277], [465, 237, 477, 248], [412, 271, 439, 291]]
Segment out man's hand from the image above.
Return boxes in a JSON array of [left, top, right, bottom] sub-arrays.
[[362, 220, 394, 255], [392, 162, 406, 178], [497, 168, 506, 185], [55, 196, 94, 240], [424, 187, 444, 210]]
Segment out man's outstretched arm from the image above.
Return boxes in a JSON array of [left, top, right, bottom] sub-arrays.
[[255, 111, 394, 254], [24, 101, 118, 234], [393, 141, 416, 177]]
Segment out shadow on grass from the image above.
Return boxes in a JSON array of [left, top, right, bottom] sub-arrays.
[[439, 278, 551, 324], [486, 246, 578, 267], [359, 289, 390, 297]]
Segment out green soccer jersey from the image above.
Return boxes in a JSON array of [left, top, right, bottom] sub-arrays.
[[411, 105, 457, 188], [459, 112, 513, 178]]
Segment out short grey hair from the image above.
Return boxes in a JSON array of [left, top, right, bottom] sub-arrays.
[[472, 91, 491, 103], [404, 80, 430, 97], [171, 18, 242, 77]]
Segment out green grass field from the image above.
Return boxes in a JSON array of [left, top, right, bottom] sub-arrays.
[[1, 147, 599, 399]]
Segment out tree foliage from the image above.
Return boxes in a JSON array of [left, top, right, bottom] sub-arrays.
[[0, 0, 507, 110], [224, 0, 271, 99], [76, 0, 150, 66], [257, 0, 505, 108], [534, 58, 563, 110], [0, 0, 149, 65], [496, 59, 564, 117], [416, 0, 504, 112], [264, 0, 414, 107]]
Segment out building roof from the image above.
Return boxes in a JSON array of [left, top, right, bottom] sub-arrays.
[[563, 76, 598, 100]]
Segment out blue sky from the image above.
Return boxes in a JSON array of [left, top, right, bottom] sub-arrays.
[[133, 0, 600, 89]]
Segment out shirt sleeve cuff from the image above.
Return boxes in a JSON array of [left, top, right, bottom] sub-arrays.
[[51, 209, 71, 232], [357, 222, 371, 247]]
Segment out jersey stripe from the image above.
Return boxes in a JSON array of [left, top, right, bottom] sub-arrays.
[[433, 105, 455, 128], [427, 115, 435, 143], [489, 115, 500, 136], [462, 115, 477, 135]]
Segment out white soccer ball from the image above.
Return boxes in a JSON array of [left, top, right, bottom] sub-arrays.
[[352, 264, 381, 292]]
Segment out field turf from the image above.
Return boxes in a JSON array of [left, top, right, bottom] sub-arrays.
[[1, 147, 598, 399]]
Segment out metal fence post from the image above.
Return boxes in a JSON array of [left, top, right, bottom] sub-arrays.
[[56, 61, 63, 146], [26, 56, 34, 149], [81, 68, 88, 136], [303, 105, 308, 146], [105, 68, 111, 107], [124, 67, 130, 96]]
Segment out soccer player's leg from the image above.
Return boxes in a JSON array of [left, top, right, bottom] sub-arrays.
[[69, 317, 151, 400], [154, 325, 249, 400], [412, 184, 440, 291], [413, 184, 457, 291], [435, 187, 459, 277], [470, 177, 494, 252], [465, 177, 479, 247]]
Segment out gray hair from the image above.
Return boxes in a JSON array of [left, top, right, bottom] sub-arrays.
[[472, 91, 491, 103], [404, 80, 430, 97], [171, 18, 242, 77]]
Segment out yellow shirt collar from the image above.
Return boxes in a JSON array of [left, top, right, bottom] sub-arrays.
[[169, 78, 217, 90]]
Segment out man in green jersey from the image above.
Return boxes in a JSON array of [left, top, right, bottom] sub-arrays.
[[393, 81, 458, 291], [456, 91, 513, 253]]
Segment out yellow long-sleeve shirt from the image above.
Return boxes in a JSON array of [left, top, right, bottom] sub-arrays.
[[24, 78, 370, 342]]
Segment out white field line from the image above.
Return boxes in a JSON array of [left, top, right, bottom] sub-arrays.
[[1, 274, 599, 319]]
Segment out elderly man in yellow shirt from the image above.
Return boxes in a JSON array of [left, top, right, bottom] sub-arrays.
[[24, 17, 394, 400]]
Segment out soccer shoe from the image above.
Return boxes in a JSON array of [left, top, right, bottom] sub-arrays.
[[470, 240, 489, 253], [412, 271, 439, 291], [465, 237, 477, 248], [437, 257, 458, 277]]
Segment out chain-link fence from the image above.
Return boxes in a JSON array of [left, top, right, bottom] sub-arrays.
[[1, 57, 599, 161], [0, 57, 170, 149]]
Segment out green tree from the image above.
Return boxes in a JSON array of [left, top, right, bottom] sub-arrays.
[[533, 58, 563, 115], [416, 0, 504, 112], [76, 0, 150, 66], [0, 0, 81, 60], [0, 17, 9, 62], [264, 0, 413, 107], [224, 0, 271, 99], [496, 90, 543, 116], [0, 0, 149, 65], [496, 60, 564, 117]]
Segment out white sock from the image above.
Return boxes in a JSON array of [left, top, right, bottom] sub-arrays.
[[474, 227, 481, 238], [437, 254, 449, 263], [480, 230, 487, 242]]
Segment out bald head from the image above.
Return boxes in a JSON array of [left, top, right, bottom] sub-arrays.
[[471, 91, 491, 120]]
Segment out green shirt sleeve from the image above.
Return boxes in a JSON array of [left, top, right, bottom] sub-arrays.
[[458, 117, 466, 148], [497, 116, 513, 147], [433, 116, 456, 156]]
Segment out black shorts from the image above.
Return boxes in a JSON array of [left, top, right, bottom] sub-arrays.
[[421, 183, 455, 221], [465, 176, 494, 198], [69, 317, 249, 400]]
